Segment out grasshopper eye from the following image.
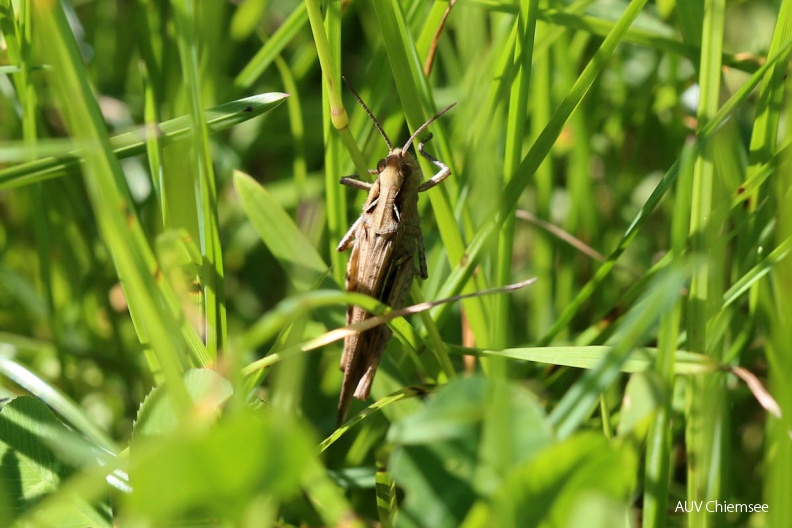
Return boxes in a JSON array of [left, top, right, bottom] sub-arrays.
[[377, 159, 387, 172], [401, 163, 413, 177]]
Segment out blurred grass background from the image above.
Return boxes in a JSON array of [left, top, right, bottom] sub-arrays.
[[0, 0, 791, 526]]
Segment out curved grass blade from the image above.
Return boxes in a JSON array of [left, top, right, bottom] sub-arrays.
[[472, 0, 764, 73], [532, 36, 792, 346], [319, 386, 430, 452], [0, 93, 289, 191], [0, 345, 117, 454]]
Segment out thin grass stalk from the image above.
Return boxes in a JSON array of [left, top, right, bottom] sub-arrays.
[[746, 22, 792, 524], [494, 0, 537, 351], [763, 35, 792, 523], [170, 0, 226, 361], [642, 141, 695, 527], [9, 0, 65, 378], [135, 0, 166, 216], [557, 29, 596, 341], [304, 0, 361, 283], [528, 35, 553, 339], [685, 1, 726, 526]]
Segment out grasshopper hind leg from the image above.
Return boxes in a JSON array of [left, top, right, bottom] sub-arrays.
[[417, 229, 428, 279]]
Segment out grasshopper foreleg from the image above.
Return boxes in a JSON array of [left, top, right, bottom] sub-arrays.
[[340, 169, 379, 192], [340, 177, 373, 191]]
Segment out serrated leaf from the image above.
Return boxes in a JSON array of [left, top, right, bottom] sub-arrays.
[[133, 369, 233, 439]]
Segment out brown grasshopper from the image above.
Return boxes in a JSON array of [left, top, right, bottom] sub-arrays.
[[336, 81, 455, 424]]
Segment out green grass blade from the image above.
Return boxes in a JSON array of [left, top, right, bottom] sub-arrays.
[[432, 0, 649, 325], [233, 4, 308, 91], [372, 0, 491, 345], [765, 67, 792, 528], [549, 265, 688, 438], [234, 170, 329, 293], [685, 3, 727, 525], [493, 0, 538, 350], [33, 0, 190, 412], [0, 346, 117, 454], [446, 343, 715, 376], [0, 93, 288, 190], [534, 35, 792, 347], [170, 0, 226, 360], [642, 139, 695, 528]]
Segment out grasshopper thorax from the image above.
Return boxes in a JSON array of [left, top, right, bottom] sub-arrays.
[[377, 148, 421, 190]]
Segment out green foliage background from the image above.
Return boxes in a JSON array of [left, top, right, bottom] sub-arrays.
[[0, 0, 790, 526]]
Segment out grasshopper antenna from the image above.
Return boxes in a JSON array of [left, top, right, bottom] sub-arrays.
[[402, 103, 456, 153], [342, 76, 393, 150]]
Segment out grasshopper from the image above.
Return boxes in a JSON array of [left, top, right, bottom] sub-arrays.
[[336, 81, 455, 424]]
